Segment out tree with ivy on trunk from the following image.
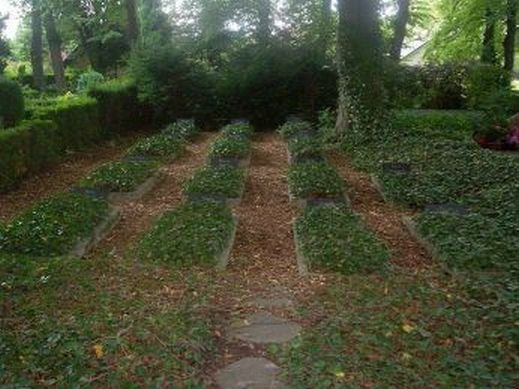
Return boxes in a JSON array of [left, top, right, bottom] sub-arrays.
[[336, 0, 386, 144]]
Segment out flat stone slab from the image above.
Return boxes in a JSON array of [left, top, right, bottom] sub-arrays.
[[215, 357, 286, 389], [228, 312, 301, 344]]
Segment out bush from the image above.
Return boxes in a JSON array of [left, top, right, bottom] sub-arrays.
[[89, 78, 150, 134], [288, 162, 345, 199], [139, 202, 235, 266], [287, 136, 323, 160], [184, 166, 245, 200], [129, 133, 185, 160], [221, 123, 254, 139], [76, 71, 105, 94], [0, 77, 24, 128], [0, 120, 59, 192], [0, 193, 110, 256], [465, 64, 511, 110], [295, 205, 389, 274], [79, 161, 159, 192]]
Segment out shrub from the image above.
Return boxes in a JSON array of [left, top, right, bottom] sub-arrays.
[[465, 64, 511, 110], [76, 71, 105, 94], [129, 133, 185, 159], [89, 78, 149, 134], [0, 120, 59, 192], [79, 161, 159, 192], [221, 123, 254, 139], [0, 77, 24, 128], [209, 136, 251, 159], [295, 205, 389, 274], [184, 166, 245, 200], [139, 202, 235, 265], [0, 193, 110, 256], [288, 162, 344, 199]]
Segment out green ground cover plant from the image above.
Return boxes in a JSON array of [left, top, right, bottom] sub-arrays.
[[221, 123, 254, 139], [209, 136, 251, 159], [184, 165, 245, 200], [288, 162, 345, 199], [271, 269, 517, 387], [139, 202, 235, 266], [0, 193, 110, 256], [287, 136, 323, 160], [161, 119, 199, 140], [295, 205, 389, 274], [79, 161, 159, 193], [278, 120, 313, 139], [128, 133, 185, 159], [0, 253, 217, 386]]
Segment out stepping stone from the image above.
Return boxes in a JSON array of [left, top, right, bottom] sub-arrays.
[[228, 312, 301, 344], [215, 357, 286, 389]]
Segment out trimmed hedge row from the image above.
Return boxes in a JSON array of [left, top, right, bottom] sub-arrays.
[[0, 82, 149, 192]]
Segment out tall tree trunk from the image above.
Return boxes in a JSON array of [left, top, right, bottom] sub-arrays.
[[257, 0, 271, 46], [30, 0, 45, 90], [481, 7, 497, 64], [390, 0, 410, 61], [504, 0, 517, 71], [43, 10, 66, 93], [126, 0, 139, 47], [336, 0, 385, 142], [318, 0, 332, 57]]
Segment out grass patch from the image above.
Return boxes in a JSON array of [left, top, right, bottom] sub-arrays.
[[184, 165, 245, 200], [128, 133, 185, 160], [209, 136, 251, 160], [79, 160, 159, 193], [0, 193, 110, 256], [139, 202, 235, 266], [288, 162, 344, 199], [295, 205, 389, 274], [270, 269, 517, 387]]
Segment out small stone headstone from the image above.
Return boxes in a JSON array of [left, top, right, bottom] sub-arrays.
[[307, 197, 343, 208], [382, 162, 412, 174], [425, 203, 471, 216], [231, 118, 250, 125], [286, 114, 304, 122], [124, 154, 156, 163], [187, 193, 228, 204]]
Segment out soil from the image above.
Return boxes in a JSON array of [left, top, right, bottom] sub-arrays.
[[0, 133, 143, 223]]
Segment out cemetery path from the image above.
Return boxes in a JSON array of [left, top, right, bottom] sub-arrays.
[[328, 151, 431, 269], [0, 132, 143, 223], [91, 132, 218, 257]]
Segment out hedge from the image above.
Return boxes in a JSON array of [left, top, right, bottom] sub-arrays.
[[89, 79, 150, 134]]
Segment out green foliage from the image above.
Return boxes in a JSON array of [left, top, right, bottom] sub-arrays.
[[161, 119, 199, 140], [0, 15, 9, 74], [272, 269, 517, 387], [184, 165, 245, 200], [79, 161, 159, 193], [287, 136, 323, 159], [0, 77, 24, 128], [139, 202, 235, 265], [89, 79, 149, 134], [465, 64, 511, 110], [288, 162, 344, 199], [129, 133, 185, 159], [295, 205, 389, 274], [221, 123, 254, 139], [0, 193, 109, 256], [0, 120, 59, 192], [278, 120, 313, 139], [76, 71, 105, 94], [209, 136, 251, 159]]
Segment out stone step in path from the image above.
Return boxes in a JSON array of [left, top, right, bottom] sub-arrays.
[[214, 292, 301, 388]]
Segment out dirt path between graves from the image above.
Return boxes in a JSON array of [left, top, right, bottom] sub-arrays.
[[203, 133, 327, 385], [328, 151, 431, 269], [0, 133, 144, 223], [92, 132, 218, 257]]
